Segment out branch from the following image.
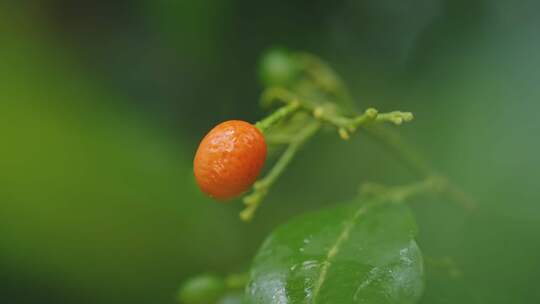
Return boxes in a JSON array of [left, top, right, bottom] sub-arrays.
[[261, 87, 476, 211], [240, 121, 321, 221], [262, 87, 414, 140], [255, 100, 301, 133]]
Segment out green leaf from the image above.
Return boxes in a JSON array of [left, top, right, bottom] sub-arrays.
[[245, 200, 424, 304]]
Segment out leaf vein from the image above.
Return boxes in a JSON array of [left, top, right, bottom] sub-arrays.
[[310, 204, 369, 303]]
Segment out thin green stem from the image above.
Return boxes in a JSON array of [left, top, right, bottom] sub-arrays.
[[241, 121, 321, 221], [350, 108, 378, 127], [360, 178, 441, 204], [440, 179, 477, 210], [255, 101, 301, 133], [375, 111, 414, 125]]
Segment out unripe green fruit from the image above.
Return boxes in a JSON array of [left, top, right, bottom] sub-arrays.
[[177, 274, 226, 304], [259, 48, 298, 86]]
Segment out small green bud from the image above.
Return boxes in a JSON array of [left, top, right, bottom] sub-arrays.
[[313, 107, 324, 119], [365, 108, 378, 118], [259, 48, 299, 86], [177, 274, 226, 304], [338, 128, 350, 140]]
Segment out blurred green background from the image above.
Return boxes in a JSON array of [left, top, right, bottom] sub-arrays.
[[1, 0, 539, 303]]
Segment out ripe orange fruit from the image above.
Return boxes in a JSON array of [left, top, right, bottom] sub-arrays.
[[194, 120, 267, 201]]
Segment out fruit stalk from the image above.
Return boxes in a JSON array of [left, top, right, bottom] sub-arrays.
[[241, 120, 321, 221], [255, 100, 301, 133]]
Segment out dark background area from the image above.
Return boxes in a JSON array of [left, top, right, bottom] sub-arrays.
[[1, 0, 539, 303]]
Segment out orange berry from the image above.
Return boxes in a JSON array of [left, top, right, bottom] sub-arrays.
[[193, 120, 267, 201]]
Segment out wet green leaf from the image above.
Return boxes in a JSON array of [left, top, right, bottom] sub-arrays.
[[245, 200, 424, 304]]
